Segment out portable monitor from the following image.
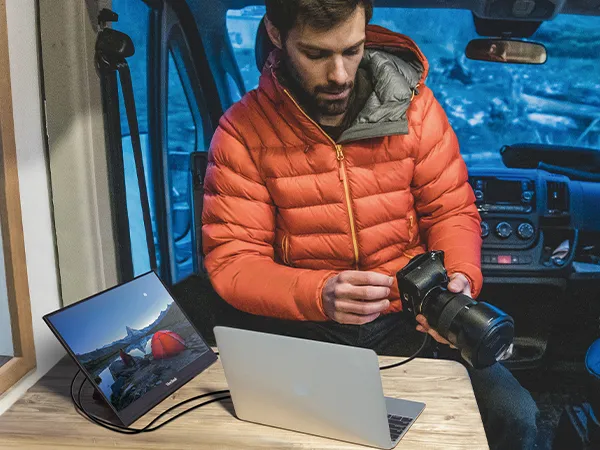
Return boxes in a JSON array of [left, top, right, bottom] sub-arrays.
[[43, 271, 217, 426]]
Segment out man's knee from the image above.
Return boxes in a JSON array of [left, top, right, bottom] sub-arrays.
[[493, 389, 538, 449], [499, 387, 539, 440], [469, 363, 539, 448]]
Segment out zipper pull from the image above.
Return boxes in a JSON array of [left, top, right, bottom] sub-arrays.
[[336, 145, 344, 180], [411, 83, 421, 102]]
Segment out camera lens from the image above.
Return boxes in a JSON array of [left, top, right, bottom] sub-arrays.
[[396, 250, 515, 369], [423, 289, 515, 368]]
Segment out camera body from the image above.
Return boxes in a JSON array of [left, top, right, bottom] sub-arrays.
[[396, 250, 514, 369]]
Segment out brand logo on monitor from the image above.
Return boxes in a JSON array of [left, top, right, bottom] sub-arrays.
[[165, 377, 178, 386]]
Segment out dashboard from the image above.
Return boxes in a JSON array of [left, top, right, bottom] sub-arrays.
[[468, 168, 600, 279]]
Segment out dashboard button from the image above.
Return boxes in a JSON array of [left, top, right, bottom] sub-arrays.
[[522, 191, 534, 203], [517, 223, 535, 240], [496, 222, 513, 239], [481, 221, 490, 238], [498, 255, 512, 264]]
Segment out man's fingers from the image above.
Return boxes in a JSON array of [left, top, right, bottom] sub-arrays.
[[416, 315, 456, 348], [322, 272, 394, 323], [417, 324, 453, 346], [416, 314, 429, 327], [428, 329, 456, 349], [427, 328, 452, 346], [338, 271, 394, 287], [334, 284, 390, 302], [448, 273, 471, 296], [334, 298, 390, 316], [334, 311, 381, 325], [447, 281, 462, 293]]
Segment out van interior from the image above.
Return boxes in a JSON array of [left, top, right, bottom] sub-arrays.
[[1, 0, 600, 448]]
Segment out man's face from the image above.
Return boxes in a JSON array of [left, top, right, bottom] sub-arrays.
[[272, 7, 366, 126]]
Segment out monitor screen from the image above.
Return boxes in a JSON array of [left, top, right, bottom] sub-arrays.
[[44, 271, 217, 426]]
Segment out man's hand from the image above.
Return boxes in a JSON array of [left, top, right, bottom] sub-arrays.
[[447, 272, 471, 297], [322, 271, 394, 325], [415, 272, 471, 348], [415, 315, 456, 348]]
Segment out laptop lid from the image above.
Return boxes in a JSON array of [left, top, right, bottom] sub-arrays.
[[43, 271, 217, 426], [214, 326, 394, 449]]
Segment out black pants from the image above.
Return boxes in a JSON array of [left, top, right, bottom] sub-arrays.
[[216, 304, 539, 450]]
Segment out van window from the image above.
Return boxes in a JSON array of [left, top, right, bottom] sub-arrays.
[[111, 1, 214, 284], [226, 7, 265, 91]]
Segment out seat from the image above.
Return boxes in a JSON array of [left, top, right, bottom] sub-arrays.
[[255, 16, 276, 72]]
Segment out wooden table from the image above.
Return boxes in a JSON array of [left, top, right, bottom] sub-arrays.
[[0, 353, 489, 449]]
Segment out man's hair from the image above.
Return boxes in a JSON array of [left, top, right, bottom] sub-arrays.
[[265, 0, 374, 39]]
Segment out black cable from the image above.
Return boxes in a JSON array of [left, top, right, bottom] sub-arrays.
[[74, 372, 230, 433], [76, 377, 229, 432], [379, 333, 430, 370], [70, 370, 230, 434]]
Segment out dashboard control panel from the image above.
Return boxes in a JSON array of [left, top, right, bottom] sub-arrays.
[[470, 176, 536, 213], [469, 176, 538, 247], [469, 173, 541, 271], [467, 169, 576, 276]]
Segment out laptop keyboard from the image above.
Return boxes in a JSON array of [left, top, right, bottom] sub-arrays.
[[388, 414, 414, 441]]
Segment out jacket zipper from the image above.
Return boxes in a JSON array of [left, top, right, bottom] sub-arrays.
[[283, 89, 360, 268], [336, 144, 360, 267]]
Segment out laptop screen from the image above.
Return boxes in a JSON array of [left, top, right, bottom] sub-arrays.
[[44, 271, 217, 425]]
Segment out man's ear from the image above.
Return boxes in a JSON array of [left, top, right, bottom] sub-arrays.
[[264, 15, 283, 49]]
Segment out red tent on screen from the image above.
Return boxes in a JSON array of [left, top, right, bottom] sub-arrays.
[[151, 330, 186, 359]]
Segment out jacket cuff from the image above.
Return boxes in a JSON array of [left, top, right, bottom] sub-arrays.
[[294, 270, 338, 321]]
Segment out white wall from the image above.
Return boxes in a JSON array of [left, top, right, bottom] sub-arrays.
[[0, 0, 65, 414]]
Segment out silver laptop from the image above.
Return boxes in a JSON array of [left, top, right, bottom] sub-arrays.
[[214, 326, 425, 449]]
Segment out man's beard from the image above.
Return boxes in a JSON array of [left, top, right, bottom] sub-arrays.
[[281, 49, 354, 119]]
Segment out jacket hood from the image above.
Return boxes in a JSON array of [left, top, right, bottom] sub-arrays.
[[364, 24, 429, 84], [337, 25, 429, 142], [259, 24, 430, 143]]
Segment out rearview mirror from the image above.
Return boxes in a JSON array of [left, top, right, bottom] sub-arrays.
[[466, 39, 547, 64]]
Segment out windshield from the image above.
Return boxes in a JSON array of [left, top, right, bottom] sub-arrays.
[[227, 8, 600, 168]]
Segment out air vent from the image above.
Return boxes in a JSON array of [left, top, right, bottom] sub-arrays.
[[546, 181, 569, 216]]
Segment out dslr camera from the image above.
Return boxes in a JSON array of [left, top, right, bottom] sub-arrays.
[[396, 250, 514, 369]]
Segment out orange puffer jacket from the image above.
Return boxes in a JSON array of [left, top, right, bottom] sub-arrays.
[[202, 25, 483, 321]]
